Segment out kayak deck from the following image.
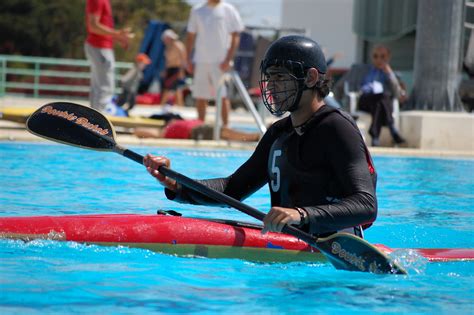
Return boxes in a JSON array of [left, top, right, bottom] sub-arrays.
[[0, 214, 473, 263]]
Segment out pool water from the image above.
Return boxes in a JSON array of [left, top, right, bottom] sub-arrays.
[[0, 142, 473, 314]]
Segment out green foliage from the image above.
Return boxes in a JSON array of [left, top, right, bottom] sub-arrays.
[[111, 0, 192, 61], [0, 0, 191, 60]]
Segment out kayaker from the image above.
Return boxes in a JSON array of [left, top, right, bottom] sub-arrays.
[[144, 35, 378, 238]]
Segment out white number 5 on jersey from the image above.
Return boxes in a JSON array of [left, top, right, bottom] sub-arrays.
[[271, 149, 282, 192]]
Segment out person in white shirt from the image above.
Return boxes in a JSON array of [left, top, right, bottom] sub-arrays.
[[185, 0, 244, 126]]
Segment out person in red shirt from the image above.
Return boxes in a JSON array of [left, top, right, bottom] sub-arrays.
[[84, 0, 133, 114]]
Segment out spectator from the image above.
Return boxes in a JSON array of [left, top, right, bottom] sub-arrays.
[[115, 53, 151, 115], [185, 0, 244, 126], [358, 45, 406, 146], [333, 45, 407, 146], [161, 29, 187, 106], [84, 0, 133, 114]]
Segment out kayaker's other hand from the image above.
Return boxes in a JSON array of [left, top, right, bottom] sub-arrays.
[[144, 154, 178, 191], [261, 207, 301, 234]]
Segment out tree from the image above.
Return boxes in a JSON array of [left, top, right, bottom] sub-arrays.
[[0, 0, 191, 60], [0, 0, 85, 57], [111, 0, 191, 62]]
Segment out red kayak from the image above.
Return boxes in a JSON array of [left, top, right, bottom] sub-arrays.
[[0, 214, 472, 263]]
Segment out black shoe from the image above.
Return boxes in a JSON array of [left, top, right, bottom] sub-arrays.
[[389, 125, 406, 144], [393, 133, 406, 144], [371, 138, 380, 147]]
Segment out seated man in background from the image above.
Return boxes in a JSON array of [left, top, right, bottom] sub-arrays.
[[333, 45, 407, 146], [357, 45, 406, 146]]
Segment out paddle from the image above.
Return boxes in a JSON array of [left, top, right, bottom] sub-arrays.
[[26, 102, 407, 275]]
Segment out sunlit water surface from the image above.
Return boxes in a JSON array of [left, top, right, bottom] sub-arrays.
[[0, 142, 473, 314]]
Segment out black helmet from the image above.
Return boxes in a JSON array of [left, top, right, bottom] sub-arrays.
[[259, 35, 327, 116], [261, 35, 327, 75]]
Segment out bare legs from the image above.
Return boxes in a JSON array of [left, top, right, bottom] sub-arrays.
[[175, 89, 184, 106], [162, 89, 184, 106], [196, 97, 230, 126]]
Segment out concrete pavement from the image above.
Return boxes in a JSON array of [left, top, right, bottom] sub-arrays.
[[1, 96, 473, 158]]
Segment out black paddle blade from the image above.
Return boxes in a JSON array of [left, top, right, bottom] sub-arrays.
[[316, 233, 407, 275], [26, 102, 116, 151]]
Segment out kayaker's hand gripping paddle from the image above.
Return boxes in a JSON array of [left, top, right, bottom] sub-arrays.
[[26, 102, 407, 275]]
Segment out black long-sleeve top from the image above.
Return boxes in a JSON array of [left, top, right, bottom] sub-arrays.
[[165, 105, 378, 236]]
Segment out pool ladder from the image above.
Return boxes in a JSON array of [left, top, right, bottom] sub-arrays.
[[214, 70, 267, 141]]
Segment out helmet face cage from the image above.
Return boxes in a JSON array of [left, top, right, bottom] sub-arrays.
[[259, 59, 307, 116]]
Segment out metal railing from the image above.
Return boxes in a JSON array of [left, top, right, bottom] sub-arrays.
[[230, 71, 267, 133], [214, 70, 267, 140], [0, 54, 133, 98]]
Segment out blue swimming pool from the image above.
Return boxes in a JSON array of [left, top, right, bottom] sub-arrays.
[[0, 142, 473, 314]]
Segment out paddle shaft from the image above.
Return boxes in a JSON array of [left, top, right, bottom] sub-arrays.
[[25, 102, 407, 274], [114, 145, 318, 245], [116, 144, 407, 274]]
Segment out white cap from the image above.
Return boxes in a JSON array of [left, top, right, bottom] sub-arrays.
[[161, 29, 178, 41]]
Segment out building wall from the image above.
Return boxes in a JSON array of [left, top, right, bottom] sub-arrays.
[[281, 0, 358, 68]]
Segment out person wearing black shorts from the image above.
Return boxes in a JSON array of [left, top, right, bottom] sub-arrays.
[[162, 67, 185, 91], [161, 29, 187, 106], [144, 35, 377, 237]]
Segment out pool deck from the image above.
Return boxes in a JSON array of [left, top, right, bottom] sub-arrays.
[[1, 96, 473, 158]]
